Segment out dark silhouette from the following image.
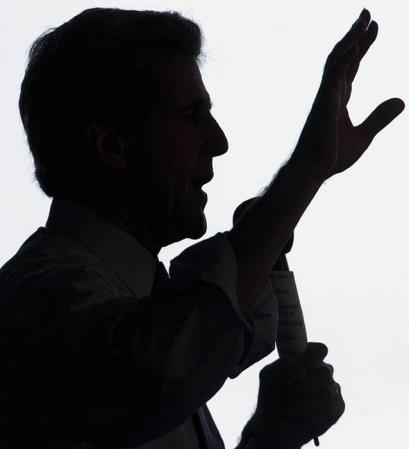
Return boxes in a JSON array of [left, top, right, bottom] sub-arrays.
[[0, 7, 404, 449]]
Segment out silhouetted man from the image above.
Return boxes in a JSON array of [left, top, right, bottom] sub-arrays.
[[0, 7, 403, 449]]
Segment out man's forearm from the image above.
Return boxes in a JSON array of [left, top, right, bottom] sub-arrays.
[[228, 155, 323, 311]]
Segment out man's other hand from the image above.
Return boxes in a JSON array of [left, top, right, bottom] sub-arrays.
[[292, 9, 404, 181], [244, 343, 345, 448]]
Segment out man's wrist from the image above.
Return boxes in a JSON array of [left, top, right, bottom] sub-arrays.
[[238, 420, 301, 449], [237, 428, 301, 449], [236, 431, 265, 449], [283, 153, 327, 188]]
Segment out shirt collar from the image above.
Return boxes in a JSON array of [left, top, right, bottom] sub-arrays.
[[45, 197, 157, 297]]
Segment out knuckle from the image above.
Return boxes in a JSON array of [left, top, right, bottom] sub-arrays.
[[329, 395, 346, 421], [324, 53, 336, 72], [319, 364, 334, 381], [320, 384, 337, 401], [339, 395, 346, 413], [311, 365, 333, 387], [314, 392, 345, 422], [323, 362, 334, 375], [322, 69, 341, 90]]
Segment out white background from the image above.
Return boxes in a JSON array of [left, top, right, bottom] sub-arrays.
[[1, 1, 408, 448]]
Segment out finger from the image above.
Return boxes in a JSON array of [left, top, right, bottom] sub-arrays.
[[301, 342, 328, 371], [325, 9, 371, 70], [338, 9, 371, 52], [307, 388, 346, 437], [259, 357, 299, 384], [358, 98, 405, 144], [323, 43, 359, 92], [290, 364, 334, 397], [325, 362, 334, 376], [302, 379, 340, 405], [284, 362, 309, 386], [347, 21, 379, 84], [357, 20, 378, 61], [288, 381, 341, 417]]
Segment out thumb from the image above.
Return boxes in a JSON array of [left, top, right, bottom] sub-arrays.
[[301, 342, 328, 371], [358, 97, 405, 144]]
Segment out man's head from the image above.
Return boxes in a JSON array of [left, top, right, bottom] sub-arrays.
[[19, 8, 228, 250]]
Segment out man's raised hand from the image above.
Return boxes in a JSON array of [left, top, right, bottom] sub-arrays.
[[293, 9, 404, 180]]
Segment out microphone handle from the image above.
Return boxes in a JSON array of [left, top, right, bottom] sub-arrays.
[[271, 255, 319, 447]]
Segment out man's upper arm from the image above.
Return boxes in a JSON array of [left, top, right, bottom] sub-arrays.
[[0, 232, 277, 446], [2, 262, 247, 446]]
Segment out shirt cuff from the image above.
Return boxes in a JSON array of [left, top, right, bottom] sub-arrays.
[[233, 278, 278, 377], [169, 232, 278, 378], [169, 232, 238, 308]]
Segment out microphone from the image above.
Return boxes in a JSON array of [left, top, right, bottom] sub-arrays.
[[233, 199, 318, 446]]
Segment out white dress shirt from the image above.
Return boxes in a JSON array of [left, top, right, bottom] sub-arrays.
[[0, 198, 278, 448]]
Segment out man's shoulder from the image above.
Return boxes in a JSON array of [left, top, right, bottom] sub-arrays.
[[0, 226, 116, 307], [1, 226, 96, 277]]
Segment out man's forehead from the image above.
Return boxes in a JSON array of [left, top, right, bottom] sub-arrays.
[[153, 56, 211, 110]]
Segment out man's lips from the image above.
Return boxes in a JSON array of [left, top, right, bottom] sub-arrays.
[[191, 173, 214, 189]]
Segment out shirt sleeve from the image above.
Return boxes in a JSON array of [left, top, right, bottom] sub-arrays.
[[0, 233, 277, 447], [169, 232, 278, 378]]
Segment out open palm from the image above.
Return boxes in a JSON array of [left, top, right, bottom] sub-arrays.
[[294, 9, 404, 180]]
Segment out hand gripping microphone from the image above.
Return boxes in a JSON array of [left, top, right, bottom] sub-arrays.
[[233, 199, 319, 446], [232, 199, 308, 359]]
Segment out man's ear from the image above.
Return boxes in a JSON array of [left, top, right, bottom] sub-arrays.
[[86, 121, 127, 170]]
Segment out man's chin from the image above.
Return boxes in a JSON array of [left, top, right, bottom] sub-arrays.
[[170, 211, 207, 243], [187, 221, 207, 240]]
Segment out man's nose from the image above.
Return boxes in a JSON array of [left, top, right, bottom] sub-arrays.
[[206, 114, 229, 157]]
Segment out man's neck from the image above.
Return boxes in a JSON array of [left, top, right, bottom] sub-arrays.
[[73, 194, 161, 256]]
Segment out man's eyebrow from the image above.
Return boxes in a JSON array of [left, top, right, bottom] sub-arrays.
[[161, 93, 213, 115], [181, 93, 213, 110]]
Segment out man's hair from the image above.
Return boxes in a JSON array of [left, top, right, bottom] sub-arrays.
[[19, 8, 203, 198]]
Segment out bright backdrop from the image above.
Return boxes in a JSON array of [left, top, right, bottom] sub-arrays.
[[1, 1, 408, 448]]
